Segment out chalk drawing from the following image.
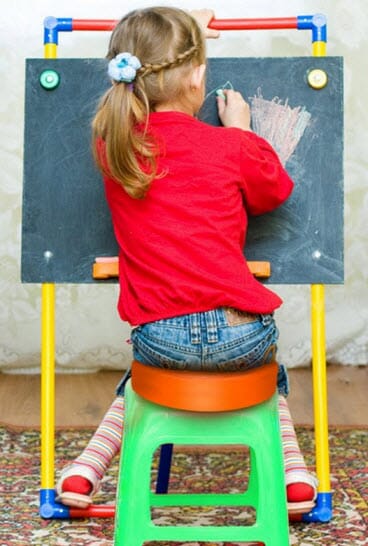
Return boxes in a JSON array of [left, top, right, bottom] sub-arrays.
[[249, 89, 311, 165], [203, 80, 234, 103]]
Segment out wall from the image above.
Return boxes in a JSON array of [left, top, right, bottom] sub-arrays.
[[0, 0, 367, 372]]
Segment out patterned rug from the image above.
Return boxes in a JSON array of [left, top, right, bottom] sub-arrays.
[[0, 425, 367, 545]]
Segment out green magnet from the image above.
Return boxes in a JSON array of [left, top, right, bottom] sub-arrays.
[[39, 69, 60, 90]]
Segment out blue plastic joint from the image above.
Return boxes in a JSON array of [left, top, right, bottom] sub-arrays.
[[302, 492, 333, 523], [297, 14, 327, 42], [44, 17, 73, 45], [40, 489, 70, 519]]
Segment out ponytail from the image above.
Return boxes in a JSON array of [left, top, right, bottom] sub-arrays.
[[92, 7, 206, 199], [92, 82, 158, 200]]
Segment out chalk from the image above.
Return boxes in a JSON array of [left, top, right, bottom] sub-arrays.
[[216, 88, 226, 101], [95, 256, 118, 263]]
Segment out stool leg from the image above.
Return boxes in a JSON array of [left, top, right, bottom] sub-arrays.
[[251, 394, 289, 545], [114, 442, 153, 545], [114, 385, 154, 546], [156, 443, 173, 493]]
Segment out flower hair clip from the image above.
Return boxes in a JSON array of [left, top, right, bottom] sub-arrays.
[[108, 52, 142, 83]]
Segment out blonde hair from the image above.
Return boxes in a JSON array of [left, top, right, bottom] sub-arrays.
[[92, 7, 206, 199]]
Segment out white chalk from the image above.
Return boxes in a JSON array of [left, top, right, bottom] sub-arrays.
[[216, 88, 226, 101]]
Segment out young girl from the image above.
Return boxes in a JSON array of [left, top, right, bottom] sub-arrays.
[[56, 7, 317, 515]]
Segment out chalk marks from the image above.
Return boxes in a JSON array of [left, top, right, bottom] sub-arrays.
[[203, 80, 234, 103], [249, 90, 311, 165]]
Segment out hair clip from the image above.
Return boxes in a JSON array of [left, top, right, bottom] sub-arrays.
[[108, 52, 142, 83]]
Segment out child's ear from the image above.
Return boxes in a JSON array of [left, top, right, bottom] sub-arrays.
[[190, 64, 206, 90]]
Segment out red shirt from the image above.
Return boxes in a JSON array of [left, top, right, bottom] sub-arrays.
[[103, 111, 294, 325]]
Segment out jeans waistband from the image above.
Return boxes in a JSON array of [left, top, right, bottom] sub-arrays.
[[155, 308, 273, 345]]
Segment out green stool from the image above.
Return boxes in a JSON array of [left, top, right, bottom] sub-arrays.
[[114, 360, 289, 545]]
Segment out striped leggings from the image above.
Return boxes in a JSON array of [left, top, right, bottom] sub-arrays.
[[72, 394, 309, 483]]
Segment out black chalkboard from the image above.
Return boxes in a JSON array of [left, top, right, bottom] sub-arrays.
[[22, 57, 344, 284]]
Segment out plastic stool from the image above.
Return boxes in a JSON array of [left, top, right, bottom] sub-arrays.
[[114, 360, 289, 545]]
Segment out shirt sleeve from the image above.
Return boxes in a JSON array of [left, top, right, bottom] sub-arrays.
[[238, 130, 294, 216]]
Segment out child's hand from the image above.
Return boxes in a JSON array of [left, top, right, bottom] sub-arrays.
[[190, 9, 220, 38], [216, 89, 252, 131]]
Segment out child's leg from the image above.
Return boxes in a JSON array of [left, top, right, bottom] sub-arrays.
[[72, 395, 124, 479], [278, 394, 317, 511], [56, 396, 124, 508], [55, 366, 315, 511]]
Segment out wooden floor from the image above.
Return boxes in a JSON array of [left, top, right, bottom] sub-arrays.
[[0, 365, 367, 429]]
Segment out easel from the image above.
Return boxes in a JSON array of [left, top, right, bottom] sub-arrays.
[[24, 13, 338, 523]]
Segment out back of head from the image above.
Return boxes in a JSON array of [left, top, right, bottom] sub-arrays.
[[108, 7, 206, 107], [92, 7, 206, 198]]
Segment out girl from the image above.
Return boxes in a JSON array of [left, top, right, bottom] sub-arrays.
[[56, 7, 317, 515]]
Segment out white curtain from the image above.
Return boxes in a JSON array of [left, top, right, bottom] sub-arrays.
[[0, 0, 367, 373]]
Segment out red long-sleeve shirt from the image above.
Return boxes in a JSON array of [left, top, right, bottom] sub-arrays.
[[103, 111, 294, 325]]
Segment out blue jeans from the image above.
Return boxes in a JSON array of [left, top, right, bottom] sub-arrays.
[[117, 308, 289, 397]]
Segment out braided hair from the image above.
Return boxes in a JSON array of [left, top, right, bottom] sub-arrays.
[[92, 7, 206, 199]]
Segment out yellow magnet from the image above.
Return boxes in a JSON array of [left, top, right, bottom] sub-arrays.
[[307, 68, 328, 89]]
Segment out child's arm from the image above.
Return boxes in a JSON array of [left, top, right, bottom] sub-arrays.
[[216, 88, 293, 214]]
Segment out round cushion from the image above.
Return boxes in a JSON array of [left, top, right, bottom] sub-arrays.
[[131, 360, 278, 412]]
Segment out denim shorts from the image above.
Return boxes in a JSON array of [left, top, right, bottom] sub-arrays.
[[117, 308, 289, 397]]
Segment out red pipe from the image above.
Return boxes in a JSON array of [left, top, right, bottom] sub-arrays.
[[72, 19, 117, 31], [72, 17, 298, 32], [209, 17, 298, 30], [69, 504, 115, 518], [68, 502, 303, 520]]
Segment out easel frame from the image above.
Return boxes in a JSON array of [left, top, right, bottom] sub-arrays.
[[35, 14, 333, 522]]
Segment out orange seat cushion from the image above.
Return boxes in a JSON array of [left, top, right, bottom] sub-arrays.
[[131, 360, 278, 412]]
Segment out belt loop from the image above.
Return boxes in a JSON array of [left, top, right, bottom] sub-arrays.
[[205, 309, 218, 343], [189, 313, 201, 344], [260, 313, 273, 326]]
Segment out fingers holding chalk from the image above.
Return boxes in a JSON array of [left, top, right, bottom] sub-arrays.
[[216, 88, 227, 101]]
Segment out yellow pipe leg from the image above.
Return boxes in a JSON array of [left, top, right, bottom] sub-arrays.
[[41, 283, 55, 489], [312, 40, 327, 57], [40, 37, 57, 495], [310, 24, 331, 501], [311, 284, 331, 492], [44, 43, 57, 59]]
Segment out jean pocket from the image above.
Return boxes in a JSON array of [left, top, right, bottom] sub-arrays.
[[212, 319, 278, 372], [131, 326, 197, 370]]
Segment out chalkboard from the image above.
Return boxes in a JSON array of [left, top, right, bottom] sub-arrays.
[[22, 57, 344, 284]]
